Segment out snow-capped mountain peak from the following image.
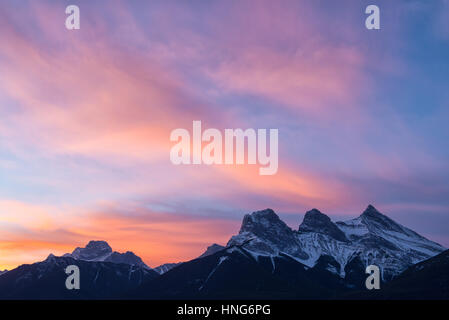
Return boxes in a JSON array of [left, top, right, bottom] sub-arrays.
[[64, 240, 150, 269], [227, 206, 446, 280], [338, 205, 444, 253], [70, 240, 113, 261], [228, 209, 309, 260], [240, 209, 289, 233], [298, 208, 348, 242], [359, 205, 406, 233]]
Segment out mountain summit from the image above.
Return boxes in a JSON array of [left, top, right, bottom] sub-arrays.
[[298, 209, 348, 242], [64, 240, 150, 269], [71, 240, 112, 260], [358, 204, 422, 236], [228, 209, 308, 260], [360, 204, 404, 231], [239, 209, 288, 234], [198, 243, 225, 258]]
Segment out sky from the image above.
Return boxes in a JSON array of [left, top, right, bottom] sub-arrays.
[[0, 0, 448, 270]]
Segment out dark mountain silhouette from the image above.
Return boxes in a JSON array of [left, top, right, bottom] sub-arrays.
[[198, 243, 226, 258], [299, 209, 348, 242], [360, 249, 449, 299], [383, 249, 449, 299], [0, 205, 446, 299], [129, 245, 352, 299]]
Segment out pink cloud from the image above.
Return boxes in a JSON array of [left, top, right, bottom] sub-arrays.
[[207, 45, 365, 114], [0, 200, 239, 269]]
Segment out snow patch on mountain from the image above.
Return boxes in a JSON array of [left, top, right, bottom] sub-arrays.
[[154, 262, 182, 275], [198, 243, 225, 258]]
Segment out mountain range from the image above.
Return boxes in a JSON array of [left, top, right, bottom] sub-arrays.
[[228, 205, 444, 281], [0, 205, 447, 299]]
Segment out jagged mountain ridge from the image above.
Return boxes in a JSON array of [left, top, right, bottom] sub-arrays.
[[198, 243, 225, 258], [63, 240, 150, 270], [228, 205, 445, 280], [0, 205, 446, 299], [131, 243, 357, 299]]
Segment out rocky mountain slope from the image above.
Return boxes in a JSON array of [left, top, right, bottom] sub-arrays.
[[154, 243, 225, 274], [380, 249, 449, 299], [131, 244, 351, 299], [0, 255, 158, 299]]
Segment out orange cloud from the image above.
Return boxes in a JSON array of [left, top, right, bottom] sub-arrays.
[[0, 200, 239, 270]]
